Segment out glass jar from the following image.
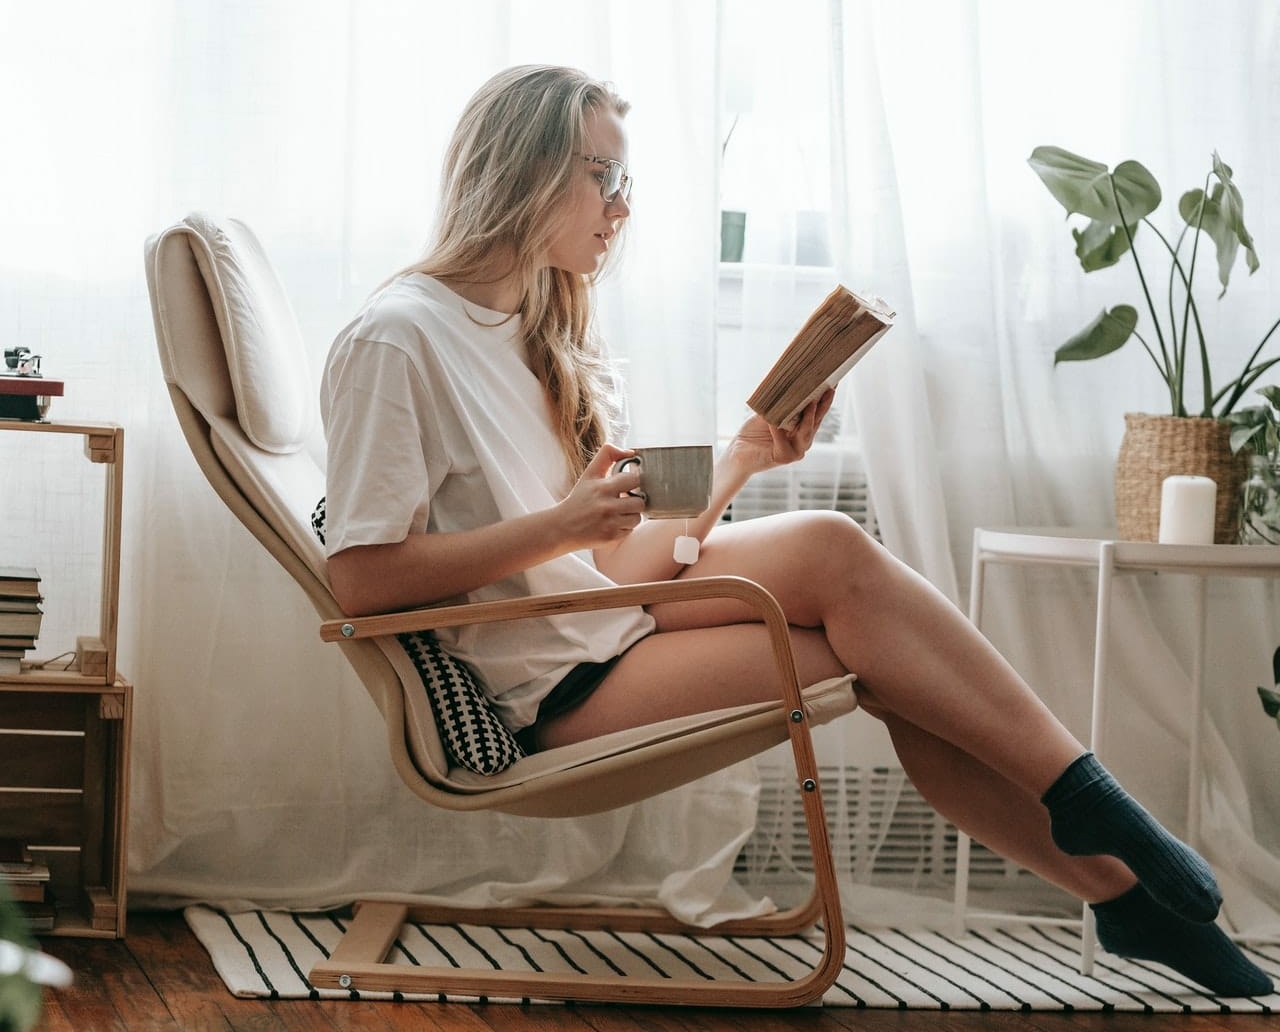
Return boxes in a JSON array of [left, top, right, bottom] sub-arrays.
[[1239, 455, 1280, 544]]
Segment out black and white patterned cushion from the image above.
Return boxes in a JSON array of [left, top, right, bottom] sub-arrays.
[[311, 497, 525, 775], [309, 495, 326, 544], [395, 630, 525, 774]]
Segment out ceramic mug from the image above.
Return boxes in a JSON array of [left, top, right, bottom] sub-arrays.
[[616, 445, 713, 519]]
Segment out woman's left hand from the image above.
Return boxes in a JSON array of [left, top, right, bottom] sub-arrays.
[[723, 388, 836, 475]]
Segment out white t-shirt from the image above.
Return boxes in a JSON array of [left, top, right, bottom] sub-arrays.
[[320, 274, 654, 731]]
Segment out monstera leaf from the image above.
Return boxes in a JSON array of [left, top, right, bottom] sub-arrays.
[[1178, 152, 1260, 297], [1028, 147, 1162, 227], [1054, 306, 1139, 364], [1072, 217, 1136, 272]]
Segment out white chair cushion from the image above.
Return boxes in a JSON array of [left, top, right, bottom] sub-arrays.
[[446, 675, 858, 801], [183, 212, 313, 454], [210, 417, 328, 581]]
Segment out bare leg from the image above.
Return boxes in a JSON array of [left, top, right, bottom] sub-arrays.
[[646, 511, 1084, 795], [541, 511, 1265, 993], [538, 617, 1135, 905], [536, 623, 847, 746], [878, 711, 1134, 903], [644, 512, 1220, 921]]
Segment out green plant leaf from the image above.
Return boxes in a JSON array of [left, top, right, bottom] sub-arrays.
[[1229, 421, 1264, 454], [1072, 218, 1135, 271], [1230, 398, 1280, 455], [1259, 684, 1280, 718], [1028, 147, 1162, 224], [1179, 188, 1237, 297], [1213, 152, 1260, 269], [1054, 306, 1139, 364], [1272, 644, 1280, 688], [1179, 154, 1260, 297]]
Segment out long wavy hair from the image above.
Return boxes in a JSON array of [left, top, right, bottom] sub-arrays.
[[396, 64, 630, 480]]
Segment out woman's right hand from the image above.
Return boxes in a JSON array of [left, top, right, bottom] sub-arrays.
[[556, 444, 646, 551]]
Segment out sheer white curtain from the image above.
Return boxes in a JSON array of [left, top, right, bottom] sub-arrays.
[[823, 0, 1280, 931], [0, 1, 758, 922], [708, 0, 1280, 929], [6, 0, 1280, 932]]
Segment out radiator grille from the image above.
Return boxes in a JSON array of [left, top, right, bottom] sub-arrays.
[[725, 444, 879, 538], [736, 764, 1021, 888]]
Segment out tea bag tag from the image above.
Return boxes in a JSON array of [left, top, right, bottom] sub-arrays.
[[674, 520, 700, 565]]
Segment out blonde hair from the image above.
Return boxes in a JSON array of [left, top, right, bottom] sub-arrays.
[[398, 64, 630, 480]]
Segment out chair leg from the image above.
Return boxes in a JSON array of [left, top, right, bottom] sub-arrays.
[[383, 883, 824, 937], [310, 883, 843, 1008], [310, 783, 846, 1006]]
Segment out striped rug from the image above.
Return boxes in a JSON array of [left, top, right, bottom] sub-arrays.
[[184, 905, 1279, 1013]]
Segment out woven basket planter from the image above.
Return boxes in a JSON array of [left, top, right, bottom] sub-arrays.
[[1114, 413, 1247, 543]]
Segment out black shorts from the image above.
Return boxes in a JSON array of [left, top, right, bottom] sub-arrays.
[[515, 655, 622, 754]]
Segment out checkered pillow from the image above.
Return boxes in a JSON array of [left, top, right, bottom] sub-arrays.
[[395, 630, 525, 774], [311, 497, 525, 775]]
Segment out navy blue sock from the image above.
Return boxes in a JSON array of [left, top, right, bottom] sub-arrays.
[[1092, 884, 1272, 998], [1042, 752, 1221, 923]]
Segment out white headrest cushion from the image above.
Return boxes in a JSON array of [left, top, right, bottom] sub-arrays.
[[183, 212, 313, 454]]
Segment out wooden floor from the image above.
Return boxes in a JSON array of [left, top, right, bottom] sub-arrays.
[[29, 911, 1271, 1031]]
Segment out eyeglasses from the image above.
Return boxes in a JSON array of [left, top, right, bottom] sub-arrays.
[[580, 155, 632, 203]]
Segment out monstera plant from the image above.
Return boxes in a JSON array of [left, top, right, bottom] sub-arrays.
[[1028, 146, 1279, 418]]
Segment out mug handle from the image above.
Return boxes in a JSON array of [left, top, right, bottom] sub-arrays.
[[616, 456, 646, 503]]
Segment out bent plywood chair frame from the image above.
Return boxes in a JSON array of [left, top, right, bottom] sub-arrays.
[[145, 212, 852, 1008], [310, 577, 846, 1006]]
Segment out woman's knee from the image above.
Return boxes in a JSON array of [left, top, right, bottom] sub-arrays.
[[798, 509, 871, 545], [673, 511, 888, 627], [783, 510, 884, 578]]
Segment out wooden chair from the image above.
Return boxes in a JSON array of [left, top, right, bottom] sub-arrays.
[[143, 212, 858, 1007]]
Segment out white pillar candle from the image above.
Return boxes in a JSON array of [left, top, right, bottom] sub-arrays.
[[1158, 475, 1217, 545]]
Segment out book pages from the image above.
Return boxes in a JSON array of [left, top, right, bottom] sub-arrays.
[[746, 285, 896, 428]]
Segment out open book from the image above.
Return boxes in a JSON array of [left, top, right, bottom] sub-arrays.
[[746, 285, 895, 428]]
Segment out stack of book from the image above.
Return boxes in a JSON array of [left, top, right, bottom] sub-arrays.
[[0, 839, 54, 931], [0, 566, 43, 675]]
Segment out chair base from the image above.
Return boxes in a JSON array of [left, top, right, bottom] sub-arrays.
[[309, 885, 846, 1008]]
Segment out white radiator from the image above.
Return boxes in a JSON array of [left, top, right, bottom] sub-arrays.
[[735, 764, 1025, 890], [725, 441, 879, 538]]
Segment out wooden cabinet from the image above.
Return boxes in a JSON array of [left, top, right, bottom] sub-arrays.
[[0, 420, 131, 938]]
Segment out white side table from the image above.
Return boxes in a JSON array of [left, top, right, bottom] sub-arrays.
[[952, 527, 1280, 971]]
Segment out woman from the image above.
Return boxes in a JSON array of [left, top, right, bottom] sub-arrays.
[[320, 64, 1270, 997]]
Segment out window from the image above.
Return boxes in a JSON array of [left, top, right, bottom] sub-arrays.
[[718, 0, 834, 269], [716, 1, 843, 442]]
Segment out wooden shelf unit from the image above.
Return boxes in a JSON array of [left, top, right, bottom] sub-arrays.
[[0, 419, 130, 938]]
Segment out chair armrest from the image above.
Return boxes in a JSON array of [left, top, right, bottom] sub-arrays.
[[321, 575, 779, 640], [320, 575, 809, 708]]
